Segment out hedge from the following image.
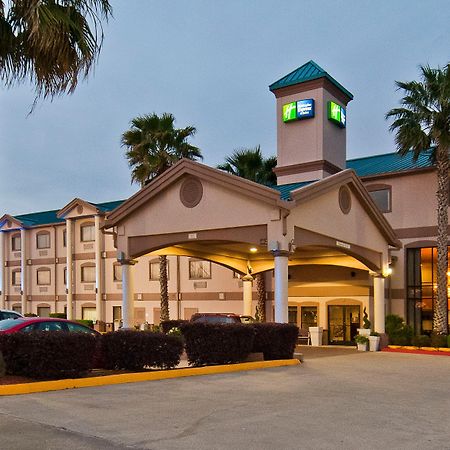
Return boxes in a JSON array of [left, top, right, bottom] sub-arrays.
[[160, 320, 189, 334], [101, 330, 183, 371], [250, 323, 299, 360], [180, 322, 254, 366], [0, 332, 97, 379]]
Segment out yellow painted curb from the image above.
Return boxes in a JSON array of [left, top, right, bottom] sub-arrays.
[[420, 347, 438, 352], [0, 359, 300, 396], [438, 347, 450, 352], [388, 345, 401, 349]]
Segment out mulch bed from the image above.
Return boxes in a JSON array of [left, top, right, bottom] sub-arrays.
[[382, 348, 450, 357]]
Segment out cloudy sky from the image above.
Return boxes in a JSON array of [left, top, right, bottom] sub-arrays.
[[1, 0, 449, 215]]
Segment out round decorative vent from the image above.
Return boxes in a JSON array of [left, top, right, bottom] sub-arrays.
[[6, 220, 11, 228], [77, 205, 84, 214], [339, 185, 351, 214], [180, 176, 203, 208]]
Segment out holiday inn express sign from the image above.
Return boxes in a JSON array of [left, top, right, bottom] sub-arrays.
[[282, 99, 315, 122], [327, 101, 346, 128]]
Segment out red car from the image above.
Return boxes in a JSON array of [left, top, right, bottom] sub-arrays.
[[0, 317, 100, 335]]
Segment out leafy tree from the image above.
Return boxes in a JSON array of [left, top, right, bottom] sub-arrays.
[[0, 0, 111, 100], [386, 63, 450, 335], [122, 112, 202, 321], [218, 146, 277, 321]]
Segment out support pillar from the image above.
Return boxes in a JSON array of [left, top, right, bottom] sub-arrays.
[[242, 274, 253, 316], [121, 259, 136, 329], [66, 219, 73, 320], [273, 251, 289, 323], [373, 275, 386, 333], [20, 228, 27, 315], [0, 232, 5, 309], [94, 215, 102, 322]]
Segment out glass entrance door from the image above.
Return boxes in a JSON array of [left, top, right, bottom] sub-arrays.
[[328, 305, 360, 345]]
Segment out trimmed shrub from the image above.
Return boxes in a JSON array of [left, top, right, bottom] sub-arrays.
[[102, 330, 183, 371], [76, 319, 94, 329], [180, 322, 254, 366], [0, 332, 97, 379], [50, 313, 67, 319], [430, 333, 448, 348], [160, 320, 189, 334], [411, 334, 431, 347], [385, 314, 413, 345], [251, 323, 299, 360]]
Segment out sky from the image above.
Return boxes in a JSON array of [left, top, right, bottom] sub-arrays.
[[1, 0, 449, 215]]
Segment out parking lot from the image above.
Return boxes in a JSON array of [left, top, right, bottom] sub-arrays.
[[1, 349, 450, 450]]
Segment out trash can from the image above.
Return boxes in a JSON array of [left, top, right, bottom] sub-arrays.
[[309, 326, 323, 346]]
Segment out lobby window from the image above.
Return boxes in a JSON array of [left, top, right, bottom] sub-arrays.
[[367, 185, 391, 213], [301, 306, 318, 330], [113, 263, 122, 282], [12, 270, 21, 286], [288, 306, 298, 325], [36, 231, 50, 249], [81, 264, 95, 283], [11, 234, 21, 251], [80, 223, 95, 242], [37, 268, 51, 285], [189, 259, 211, 279]]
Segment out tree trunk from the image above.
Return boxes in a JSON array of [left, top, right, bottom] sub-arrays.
[[160, 255, 169, 322], [255, 272, 266, 322], [434, 147, 449, 335]]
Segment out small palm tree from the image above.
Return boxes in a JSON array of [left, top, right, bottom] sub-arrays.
[[386, 63, 450, 335], [0, 0, 111, 100], [122, 113, 202, 321]]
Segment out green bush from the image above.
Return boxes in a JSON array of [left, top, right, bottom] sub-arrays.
[[430, 333, 448, 348], [76, 319, 94, 329], [50, 313, 67, 319], [355, 334, 369, 344], [102, 330, 183, 371], [385, 314, 413, 345], [250, 323, 299, 360], [180, 322, 255, 366], [160, 320, 189, 334], [411, 335, 431, 347], [0, 332, 97, 379], [448, 335, 450, 348]]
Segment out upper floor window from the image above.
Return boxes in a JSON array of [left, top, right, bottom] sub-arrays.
[[367, 185, 391, 213], [11, 234, 21, 251], [113, 263, 122, 282], [63, 229, 67, 247], [36, 231, 50, 249], [37, 268, 51, 285], [12, 270, 21, 286], [189, 259, 211, 279], [81, 264, 95, 283], [80, 223, 95, 242]]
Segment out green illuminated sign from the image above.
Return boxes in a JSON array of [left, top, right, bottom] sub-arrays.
[[282, 102, 297, 122], [327, 101, 346, 128]]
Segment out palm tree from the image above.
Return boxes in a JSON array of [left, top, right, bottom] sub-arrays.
[[217, 145, 277, 186], [0, 0, 111, 100], [386, 63, 450, 335], [122, 112, 202, 321], [218, 146, 277, 321]]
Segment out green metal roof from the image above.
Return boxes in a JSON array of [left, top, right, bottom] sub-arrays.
[[93, 200, 125, 212], [347, 150, 434, 177], [271, 181, 315, 201], [15, 210, 64, 227], [269, 60, 354, 100]]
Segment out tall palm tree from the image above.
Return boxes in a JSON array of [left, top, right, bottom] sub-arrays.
[[386, 63, 450, 335], [218, 146, 277, 321], [0, 0, 111, 100], [122, 112, 202, 321]]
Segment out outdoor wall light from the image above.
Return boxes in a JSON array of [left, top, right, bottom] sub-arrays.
[[249, 247, 258, 253], [384, 267, 393, 276]]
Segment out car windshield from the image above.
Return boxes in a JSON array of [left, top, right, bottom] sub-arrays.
[[0, 318, 26, 330], [195, 316, 238, 324]]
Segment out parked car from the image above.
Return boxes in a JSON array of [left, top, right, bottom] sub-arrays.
[[0, 317, 100, 335], [0, 309, 23, 321], [190, 313, 241, 324], [239, 315, 256, 324]]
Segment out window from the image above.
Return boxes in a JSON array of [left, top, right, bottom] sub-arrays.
[[301, 306, 318, 330], [63, 229, 67, 247], [113, 306, 122, 321], [113, 264, 122, 282], [189, 259, 211, 279], [149, 260, 170, 281], [82, 307, 96, 321], [288, 306, 298, 325], [367, 185, 391, 213], [81, 264, 95, 282], [36, 231, 50, 249], [11, 234, 21, 251], [12, 270, 21, 286], [80, 223, 95, 242], [37, 306, 51, 317], [12, 305, 21, 313], [63, 267, 67, 285], [37, 268, 51, 285]]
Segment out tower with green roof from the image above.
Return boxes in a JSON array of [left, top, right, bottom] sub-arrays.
[[269, 61, 353, 185]]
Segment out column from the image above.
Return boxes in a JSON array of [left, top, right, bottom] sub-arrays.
[[121, 259, 136, 329], [94, 215, 102, 322], [273, 251, 289, 323], [66, 219, 73, 320], [373, 275, 386, 333], [242, 274, 253, 316], [20, 228, 27, 315], [0, 231, 5, 309]]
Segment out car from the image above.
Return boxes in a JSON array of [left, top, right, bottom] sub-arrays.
[[0, 317, 100, 335], [190, 313, 241, 324], [0, 309, 23, 321], [239, 315, 256, 324]]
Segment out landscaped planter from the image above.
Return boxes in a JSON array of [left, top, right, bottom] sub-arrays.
[[357, 342, 368, 351], [369, 336, 380, 352], [309, 327, 323, 346]]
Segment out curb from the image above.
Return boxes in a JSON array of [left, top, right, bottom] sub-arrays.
[[0, 359, 300, 396]]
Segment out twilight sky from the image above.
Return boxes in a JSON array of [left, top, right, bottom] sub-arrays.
[[1, 0, 449, 215]]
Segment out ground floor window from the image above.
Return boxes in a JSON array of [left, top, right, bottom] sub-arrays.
[[288, 306, 298, 325], [407, 247, 450, 334], [37, 306, 51, 317], [301, 306, 317, 330], [12, 304, 21, 314], [82, 307, 96, 321], [113, 306, 122, 321]]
